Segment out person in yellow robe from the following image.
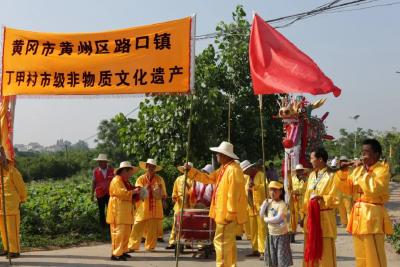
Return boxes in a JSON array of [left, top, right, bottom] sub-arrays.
[[303, 147, 339, 267], [128, 158, 167, 251], [335, 139, 393, 267], [240, 160, 266, 259], [335, 156, 353, 227], [0, 148, 27, 259], [289, 164, 308, 242], [166, 162, 194, 249], [184, 141, 248, 267], [106, 161, 140, 261]]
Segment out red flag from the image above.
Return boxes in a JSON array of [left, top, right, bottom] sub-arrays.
[[249, 14, 341, 97]]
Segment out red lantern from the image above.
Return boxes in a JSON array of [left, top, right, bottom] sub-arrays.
[[282, 139, 294, 149]]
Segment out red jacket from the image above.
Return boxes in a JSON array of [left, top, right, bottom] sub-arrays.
[[93, 167, 114, 198]]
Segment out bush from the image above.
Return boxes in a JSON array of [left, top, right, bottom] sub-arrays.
[[388, 223, 400, 253], [20, 173, 99, 235], [12, 173, 105, 249], [15, 150, 97, 182], [0, 171, 177, 249]]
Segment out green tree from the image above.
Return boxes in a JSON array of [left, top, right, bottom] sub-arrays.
[[96, 6, 283, 194]]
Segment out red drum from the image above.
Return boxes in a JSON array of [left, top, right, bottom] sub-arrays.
[[175, 209, 215, 240]]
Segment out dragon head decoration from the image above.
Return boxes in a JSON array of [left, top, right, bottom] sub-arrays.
[[277, 95, 334, 168]]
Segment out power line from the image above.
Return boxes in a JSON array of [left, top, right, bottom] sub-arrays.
[[82, 104, 140, 142], [82, 0, 397, 143], [194, 0, 397, 38]]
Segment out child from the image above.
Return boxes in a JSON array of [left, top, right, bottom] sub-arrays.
[[260, 181, 293, 267]]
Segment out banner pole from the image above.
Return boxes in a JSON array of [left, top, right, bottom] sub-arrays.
[[175, 14, 196, 267], [175, 94, 194, 267], [1, 26, 13, 266]]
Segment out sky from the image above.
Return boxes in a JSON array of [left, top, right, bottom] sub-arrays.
[[0, 0, 399, 147]]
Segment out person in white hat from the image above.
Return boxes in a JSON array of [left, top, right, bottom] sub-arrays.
[[190, 164, 215, 208], [106, 161, 140, 261], [91, 153, 114, 228], [289, 164, 308, 243], [165, 162, 195, 250], [128, 159, 166, 252], [240, 160, 267, 259], [183, 141, 248, 267]]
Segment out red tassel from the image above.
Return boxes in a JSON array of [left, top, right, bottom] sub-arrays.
[[304, 198, 323, 266]]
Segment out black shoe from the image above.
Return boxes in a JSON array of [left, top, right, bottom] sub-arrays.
[[165, 244, 176, 250], [290, 234, 296, 243], [141, 237, 145, 243], [123, 253, 132, 258], [111, 255, 126, 261], [7, 253, 20, 259], [157, 237, 165, 242], [235, 236, 242, 241], [0, 251, 8, 256], [246, 251, 260, 257], [259, 253, 264, 261]]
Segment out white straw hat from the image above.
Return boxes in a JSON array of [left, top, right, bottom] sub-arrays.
[[201, 164, 214, 174], [178, 162, 193, 173], [209, 141, 239, 160], [139, 158, 162, 172], [294, 164, 305, 171], [93, 154, 109, 162], [114, 161, 138, 175], [240, 160, 256, 172]]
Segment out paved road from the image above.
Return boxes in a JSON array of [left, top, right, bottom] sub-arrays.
[[1, 182, 399, 267]]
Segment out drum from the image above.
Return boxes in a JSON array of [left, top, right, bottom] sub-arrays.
[[175, 209, 215, 240]]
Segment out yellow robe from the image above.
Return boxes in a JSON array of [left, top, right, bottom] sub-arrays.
[[245, 172, 266, 253], [169, 174, 193, 245], [129, 174, 167, 251], [106, 175, 134, 257], [187, 161, 248, 267], [106, 176, 134, 225], [335, 162, 393, 267], [303, 167, 339, 267], [290, 174, 307, 233], [0, 165, 27, 253], [187, 161, 248, 224], [134, 174, 167, 221]]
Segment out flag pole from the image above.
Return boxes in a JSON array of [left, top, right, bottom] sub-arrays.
[[258, 94, 272, 266], [175, 13, 196, 267]]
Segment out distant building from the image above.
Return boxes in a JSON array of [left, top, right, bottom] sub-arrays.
[[27, 142, 44, 152], [14, 144, 28, 152]]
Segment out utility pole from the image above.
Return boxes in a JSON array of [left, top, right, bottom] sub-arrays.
[[349, 115, 360, 159]]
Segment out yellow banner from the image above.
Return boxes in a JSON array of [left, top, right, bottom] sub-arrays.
[[1, 17, 194, 96]]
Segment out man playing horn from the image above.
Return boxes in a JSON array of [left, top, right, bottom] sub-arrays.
[[335, 139, 393, 267]]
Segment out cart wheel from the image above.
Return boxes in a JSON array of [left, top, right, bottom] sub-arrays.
[[204, 250, 209, 259]]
